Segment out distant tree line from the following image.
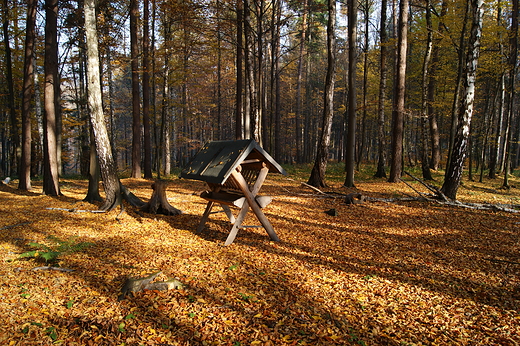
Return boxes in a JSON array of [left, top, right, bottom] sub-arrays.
[[0, 0, 518, 200]]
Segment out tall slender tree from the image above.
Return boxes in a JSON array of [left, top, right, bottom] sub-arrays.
[[441, 0, 484, 199], [308, 0, 336, 188], [375, 0, 388, 178], [502, 0, 518, 188], [388, 0, 409, 183], [19, 0, 37, 190], [130, 0, 142, 179], [236, 0, 244, 139], [3, 0, 19, 176], [419, 0, 433, 180], [142, 0, 152, 179], [42, 0, 61, 196], [84, 0, 121, 211], [295, 0, 308, 163], [344, 0, 357, 187]]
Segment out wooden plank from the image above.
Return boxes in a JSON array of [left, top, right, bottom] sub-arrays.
[[224, 201, 250, 245], [197, 201, 215, 232], [230, 169, 279, 242], [200, 192, 272, 209]]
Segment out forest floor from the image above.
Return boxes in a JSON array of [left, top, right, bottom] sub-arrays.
[[0, 165, 519, 345]]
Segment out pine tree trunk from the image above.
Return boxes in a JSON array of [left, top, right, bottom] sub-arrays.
[[420, 0, 433, 180], [375, 0, 388, 178], [308, 0, 336, 188], [19, 0, 37, 190], [142, 0, 152, 179], [344, 0, 357, 187], [85, 0, 121, 211], [295, 0, 308, 164], [502, 0, 518, 188], [3, 0, 19, 177], [43, 0, 60, 196], [130, 0, 142, 179], [236, 0, 244, 139], [388, 0, 409, 183]]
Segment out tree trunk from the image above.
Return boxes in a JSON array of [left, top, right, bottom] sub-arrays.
[[19, 0, 37, 190], [375, 0, 388, 178], [388, 0, 409, 183], [446, 0, 470, 174], [420, 0, 433, 180], [130, 0, 142, 179], [83, 127, 102, 203], [142, 0, 152, 179], [85, 0, 121, 211], [254, 0, 264, 146], [427, 0, 445, 171], [503, 0, 518, 188], [236, 0, 243, 139], [140, 181, 181, 215], [295, 0, 308, 164], [441, 0, 484, 199], [244, 0, 254, 140], [43, 0, 60, 196], [273, 0, 281, 162], [308, 0, 336, 188], [344, 0, 357, 187], [357, 0, 370, 169], [2, 0, 20, 177]]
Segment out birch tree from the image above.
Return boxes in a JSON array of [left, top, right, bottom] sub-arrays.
[[441, 0, 484, 199]]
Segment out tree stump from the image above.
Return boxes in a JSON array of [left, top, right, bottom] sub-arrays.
[[141, 180, 182, 215], [345, 193, 366, 205]]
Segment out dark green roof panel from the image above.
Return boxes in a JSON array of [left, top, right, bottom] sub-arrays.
[[180, 140, 286, 185]]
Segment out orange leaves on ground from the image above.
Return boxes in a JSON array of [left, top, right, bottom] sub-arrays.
[[0, 176, 519, 345]]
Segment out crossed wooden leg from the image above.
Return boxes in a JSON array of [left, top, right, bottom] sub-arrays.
[[196, 165, 279, 246]]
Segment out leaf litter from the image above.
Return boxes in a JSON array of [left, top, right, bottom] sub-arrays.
[[0, 175, 519, 345]]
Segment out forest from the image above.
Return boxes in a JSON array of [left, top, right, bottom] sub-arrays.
[[0, 0, 517, 199], [1, 1, 519, 345]]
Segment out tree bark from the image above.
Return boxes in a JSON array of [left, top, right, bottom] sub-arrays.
[[19, 0, 37, 190], [446, 0, 470, 174], [388, 0, 409, 183], [427, 0, 446, 171], [344, 0, 357, 187], [441, 0, 484, 199], [83, 127, 102, 203], [502, 0, 518, 188], [140, 181, 181, 215], [130, 0, 142, 179], [84, 0, 121, 211], [244, 0, 254, 140], [420, 0, 433, 180], [295, 0, 308, 164], [2, 0, 20, 177], [375, 0, 388, 178], [357, 0, 370, 169], [308, 0, 336, 188], [236, 0, 243, 139], [43, 0, 60, 196], [142, 0, 152, 179]]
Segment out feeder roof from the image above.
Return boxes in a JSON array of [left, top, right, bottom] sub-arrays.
[[180, 139, 287, 185]]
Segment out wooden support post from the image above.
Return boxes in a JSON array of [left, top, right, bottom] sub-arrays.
[[230, 168, 279, 242], [197, 201, 215, 232]]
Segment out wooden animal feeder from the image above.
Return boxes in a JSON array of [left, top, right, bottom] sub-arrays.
[[180, 139, 287, 245]]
